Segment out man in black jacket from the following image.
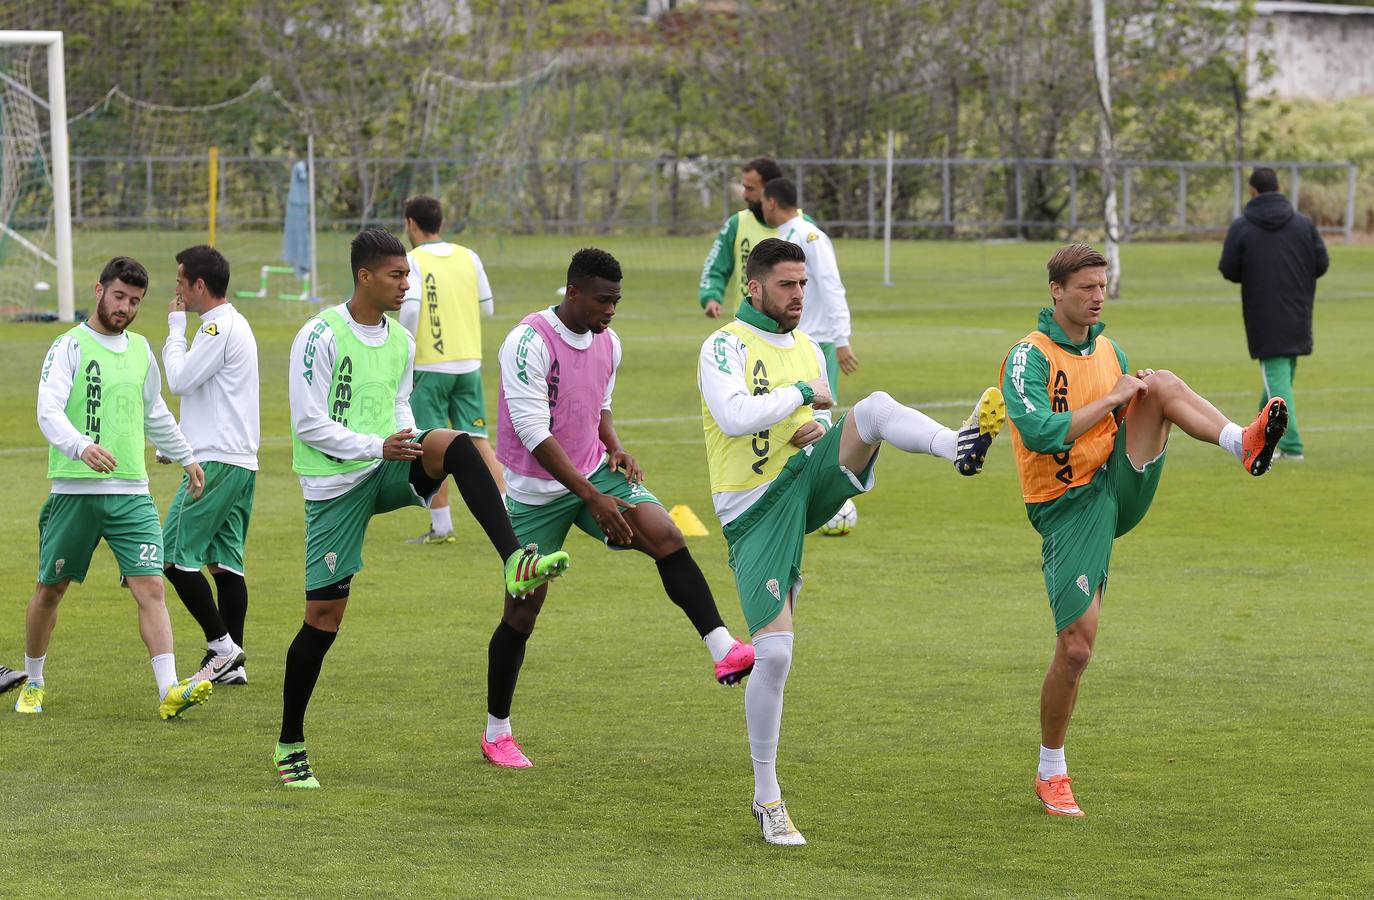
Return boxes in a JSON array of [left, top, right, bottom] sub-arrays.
[[1219, 167, 1329, 460]]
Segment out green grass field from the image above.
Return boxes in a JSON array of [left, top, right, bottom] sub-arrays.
[[2, 233, 1371, 898]]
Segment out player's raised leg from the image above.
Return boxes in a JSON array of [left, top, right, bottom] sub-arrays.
[[621, 501, 754, 685], [838, 387, 1005, 477], [1124, 368, 1287, 477], [417, 428, 569, 594]]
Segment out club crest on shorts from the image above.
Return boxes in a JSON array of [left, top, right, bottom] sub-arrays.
[[1076, 573, 1091, 596], [766, 578, 781, 601], [325, 552, 338, 574], [55, 559, 65, 575]]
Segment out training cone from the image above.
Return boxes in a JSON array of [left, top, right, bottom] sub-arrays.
[[668, 504, 710, 537]]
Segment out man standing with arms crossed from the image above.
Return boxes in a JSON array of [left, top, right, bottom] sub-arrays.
[[398, 195, 504, 544], [1002, 244, 1288, 818], [15, 256, 213, 719], [699, 238, 1005, 844], [161, 245, 259, 686]]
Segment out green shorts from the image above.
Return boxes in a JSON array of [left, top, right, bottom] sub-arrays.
[[162, 462, 256, 574], [304, 457, 440, 591], [411, 369, 489, 437], [37, 492, 164, 584], [1029, 423, 1167, 632], [819, 341, 840, 404], [505, 462, 661, 554], [722, 414, 876, 635]]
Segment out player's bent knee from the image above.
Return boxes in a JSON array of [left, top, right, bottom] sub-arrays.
[[851, 391, 897, 445]]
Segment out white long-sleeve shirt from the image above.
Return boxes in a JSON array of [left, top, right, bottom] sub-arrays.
[[163, 303, 260, 470], [497, 308, 622, 506], [698, 318, 831, 525], [38, 323, 195, 495], [778, 214, 851, 347], [399, 242, 494, 375], [288, 303, 416, 501]]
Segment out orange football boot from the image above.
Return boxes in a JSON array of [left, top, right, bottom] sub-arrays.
[[1241, 397, 1287, 477], [1035, 774, 1085, 816]]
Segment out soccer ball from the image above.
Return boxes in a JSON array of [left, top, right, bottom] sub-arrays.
[[819, 498, 857, 536]]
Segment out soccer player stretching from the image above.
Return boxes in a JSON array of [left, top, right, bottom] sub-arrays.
[[18, 256, 212, 719], [482, 248, 754, 769], [161, 245, 259, 686], [698, 238, 1005, 844], [1002, 244, 1287, 817], [274, 229, 568, 789]]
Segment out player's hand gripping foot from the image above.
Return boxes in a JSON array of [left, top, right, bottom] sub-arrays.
[[0, 665, 26, 694], [406, 528, 457, 545], [13, 681, 44, 714], [715, 640, 755, 685], [275, 743, 320, 789], [1242, 397, 1288, 476], [752, 799, 807, 845], [1035, 774, 1084, 816], [193, 647, 246, 684], [481, 732, 533, 768], [158, 677, 213, 720], [504, 544, 570, 598], [954, 387, 1006, 476]]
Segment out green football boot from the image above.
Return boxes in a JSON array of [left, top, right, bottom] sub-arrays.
[[13, 681, 44, 714], [504, 544, 570, 598], [275, 742, 321, 789], [158, 677, 213, 720]]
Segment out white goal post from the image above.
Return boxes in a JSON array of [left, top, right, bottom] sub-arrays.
[[0, 30, 73, 321]]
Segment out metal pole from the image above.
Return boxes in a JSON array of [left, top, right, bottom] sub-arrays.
[[1123, 166, 1132, 240], [1345, 163, 1357, 245], [1232, 164, 1242, 219], [650, 160, 659, 229], [1176, 166, 1187, 228], [43, 34, 75, 321], [795, 163, 805, 211], [307, 134, 318, 301], [942, 160, 952, 227], [882, 130, 894, 287], [207, 146, 219, 246], [1289, 165, 1300, 211], [1068, 162, 1078, 232], [866, 163, 875, 239]]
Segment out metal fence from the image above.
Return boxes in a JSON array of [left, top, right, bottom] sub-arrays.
[[56, 155, 1363, 242]]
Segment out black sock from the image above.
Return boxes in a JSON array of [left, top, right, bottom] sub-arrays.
[[655, 547, 725, 638], [487, 620, 530, 720], [444, 434, 520, 560], [164, 567, 227, 643], [280, 622, 337, 744], [212, 571, 247, 648]]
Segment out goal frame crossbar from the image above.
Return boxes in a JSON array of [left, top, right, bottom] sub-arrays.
[[0, 30, 73, 320]]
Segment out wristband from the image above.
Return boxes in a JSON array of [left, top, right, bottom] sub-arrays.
[[794, 381, 815, 406]]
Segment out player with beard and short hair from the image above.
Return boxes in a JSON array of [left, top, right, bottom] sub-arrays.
[[274, 228, 569, 789], [481, 248, 755, 769], [698, 238, 1006, 844], [698, 157, 814, 320], [16, 256, 214, 719]]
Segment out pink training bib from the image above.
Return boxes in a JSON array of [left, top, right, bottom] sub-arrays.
[[497, 311, 615, 479]]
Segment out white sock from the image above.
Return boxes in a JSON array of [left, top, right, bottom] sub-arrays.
[[24, 654, 45, 685], [703, 626, 735, 663], [207, 633, 235, 657], [151, 653, 178, 699], [486, 715, 512, 743], [430, 505, 453, 535], [1219, 422, 1244, 461], [852, 391, 956, 460], [1038, 744, 1067, 780], [745, 631, 793, 806]]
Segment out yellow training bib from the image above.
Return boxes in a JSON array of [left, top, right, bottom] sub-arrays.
[[412, 243, 481, 365], [702, 320, 821, 493]]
